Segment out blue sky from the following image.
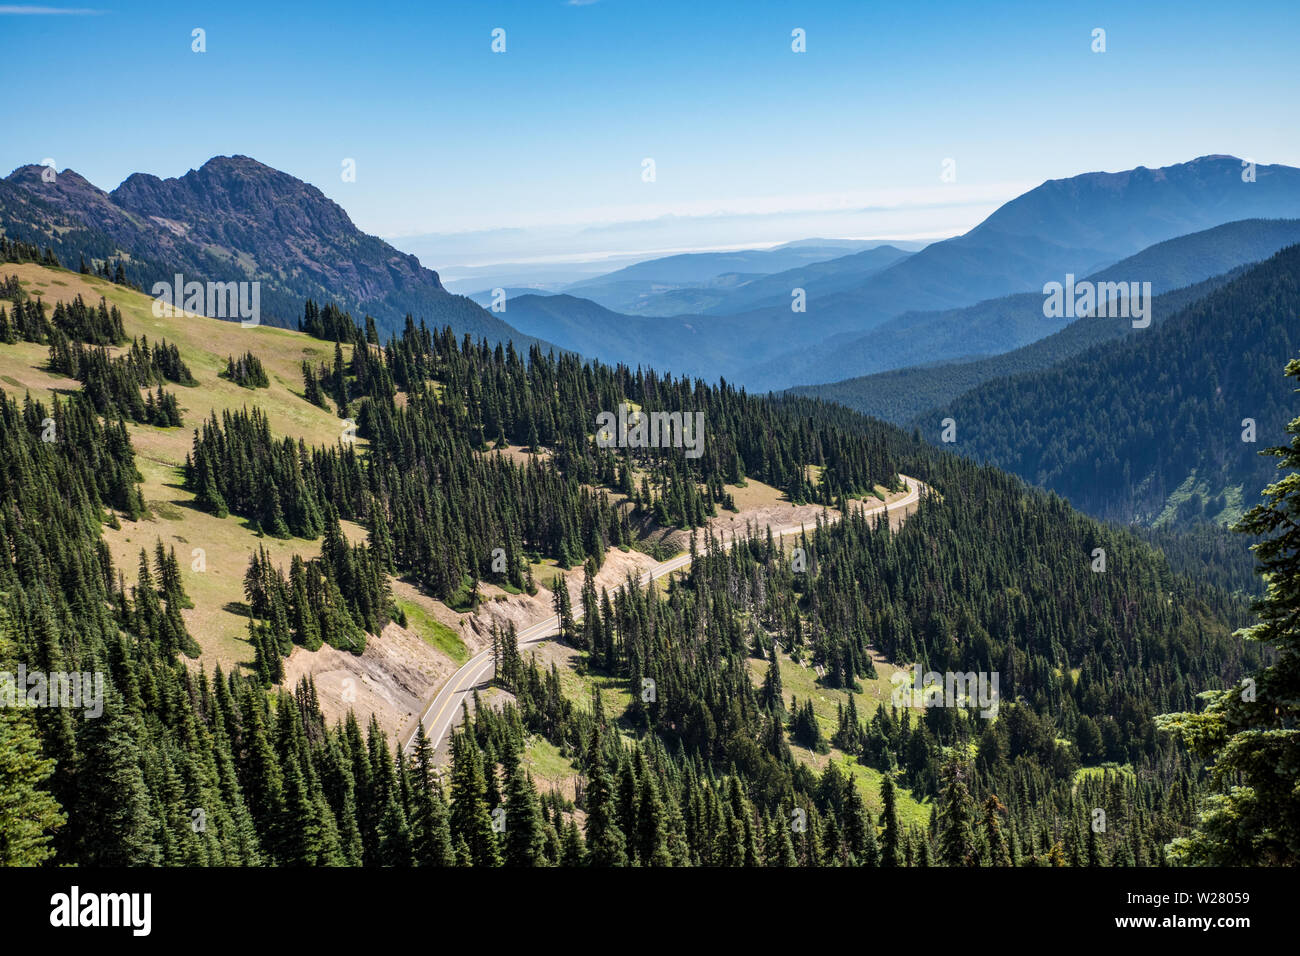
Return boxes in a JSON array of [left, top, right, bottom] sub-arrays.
[[3, 0, 1298, 274]]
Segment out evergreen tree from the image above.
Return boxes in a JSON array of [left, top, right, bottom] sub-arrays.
[[582, 727, 627, 866], [448, 732, 501, 867], [1161, 357, 1300, 866], [880, 772, 903, 867], [982, 794, 1012, 867], [503, 764, 545, 866], [74, 706, 160, 866], [0, 703, 66, 865], [937, 757, 977, 867]]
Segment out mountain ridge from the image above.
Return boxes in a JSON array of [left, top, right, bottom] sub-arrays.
[[776, 217, 1300, 400], [918, 241, 1300, 527], [1, 156, 552, 350], [479, 155, 1300, 390]]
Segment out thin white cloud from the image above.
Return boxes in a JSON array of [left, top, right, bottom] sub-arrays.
[[391, 181, 1034, 235]]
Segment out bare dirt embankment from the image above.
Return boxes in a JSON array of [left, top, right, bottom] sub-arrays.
[[283, 541, 661, 740], [661, 476, 918, 551], [280, 477, 907, 741], [281, 622, 455, 738]]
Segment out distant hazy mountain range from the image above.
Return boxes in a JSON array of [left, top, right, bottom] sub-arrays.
[[0, 156, 549, 348], [784, 217, 1300, 408], [467, 240, 923, 313], [6, 154, 1300, 401], [481, 156, 1300, 389], [552, 240, 919, 315]]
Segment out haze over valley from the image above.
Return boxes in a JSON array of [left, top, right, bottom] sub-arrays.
[[1, 1, 1297, 928]]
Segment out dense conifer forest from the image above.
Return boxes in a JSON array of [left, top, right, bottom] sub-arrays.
[[1, 276, 1286, 867], [927, 244, 1300, 527], [793, 265, 1248, 427]]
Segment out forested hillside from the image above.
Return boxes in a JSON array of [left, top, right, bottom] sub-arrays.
[[789, 218, 1300, 420], [790, 268, 1243, 424], [0, 252, 1268, 867], [921, 243, 1300, 528]]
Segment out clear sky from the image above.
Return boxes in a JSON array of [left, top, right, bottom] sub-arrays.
[[3, 0, 1298, 269]]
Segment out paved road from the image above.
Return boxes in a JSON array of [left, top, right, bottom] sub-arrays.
[[402, 474, 923, 753]]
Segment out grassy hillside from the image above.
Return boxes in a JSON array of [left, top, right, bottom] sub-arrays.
[[4, 259, 1262, 870], [0, 262, 905, 753], [0, 263, 371, 665]]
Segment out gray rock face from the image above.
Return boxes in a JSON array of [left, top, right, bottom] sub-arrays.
[[2, 156, 541, 347]]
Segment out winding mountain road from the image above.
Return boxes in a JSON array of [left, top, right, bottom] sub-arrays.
[[402, 474, 923, 754]]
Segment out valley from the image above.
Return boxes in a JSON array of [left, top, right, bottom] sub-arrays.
[[1, 241, 1269, 870], [2, 2, 1297, 891]]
